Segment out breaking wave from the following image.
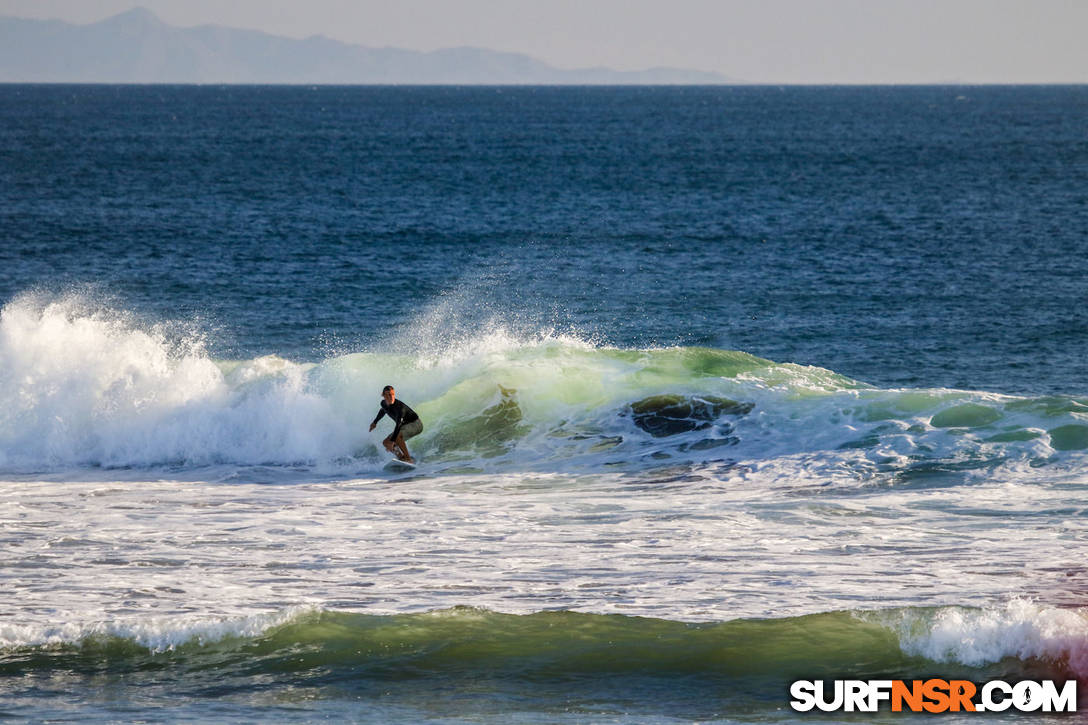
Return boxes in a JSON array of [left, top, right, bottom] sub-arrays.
[[2, 293, 1087, 475]]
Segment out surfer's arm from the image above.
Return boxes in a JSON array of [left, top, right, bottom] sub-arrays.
[[369, 408, 386, 430]]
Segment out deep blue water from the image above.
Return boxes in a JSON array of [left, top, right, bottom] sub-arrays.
[[2, 85, 1087, 394]]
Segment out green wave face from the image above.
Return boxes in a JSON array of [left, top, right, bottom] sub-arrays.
[[246, 608, 911, 680], [304, 340, 862, 466], [308, 339, 1088, 476]]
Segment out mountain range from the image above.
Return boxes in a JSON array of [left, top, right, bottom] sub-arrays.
[[0, 7, 737, 84]]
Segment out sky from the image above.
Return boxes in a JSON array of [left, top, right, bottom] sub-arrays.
[[2, 0, 1087, 84]]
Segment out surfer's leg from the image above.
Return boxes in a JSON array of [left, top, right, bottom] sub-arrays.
[[395, 433, 412, 462], [397, 420, 421, 462]]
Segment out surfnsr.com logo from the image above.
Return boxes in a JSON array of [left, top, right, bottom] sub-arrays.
[[790, 679, 1078, 713]]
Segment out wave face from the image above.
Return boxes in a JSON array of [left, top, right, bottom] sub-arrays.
[[3, 294, 1088, 475]]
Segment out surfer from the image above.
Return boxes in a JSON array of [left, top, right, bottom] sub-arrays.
[[369, 385, 422, 463]]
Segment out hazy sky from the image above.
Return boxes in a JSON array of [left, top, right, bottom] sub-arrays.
[[2, 0, 1086, 83]]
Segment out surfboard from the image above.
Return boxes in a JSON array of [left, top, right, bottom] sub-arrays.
[[384, 458, 417, 472]]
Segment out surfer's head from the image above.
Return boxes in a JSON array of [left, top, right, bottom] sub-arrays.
[[382, 385, 395, 403]]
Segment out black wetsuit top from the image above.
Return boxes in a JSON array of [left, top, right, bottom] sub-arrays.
[[371, 399, 420, 439]]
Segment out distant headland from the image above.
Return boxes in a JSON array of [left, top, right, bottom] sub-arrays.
[[0, 7, 740, 84]]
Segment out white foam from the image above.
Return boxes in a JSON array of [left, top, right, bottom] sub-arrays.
[[0, 605, 317, 653], [888, 599, 1088, 675], [0, 295, 353, 468]]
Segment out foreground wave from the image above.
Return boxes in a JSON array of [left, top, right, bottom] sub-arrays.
[[2, 602, 1084, 718], [3, 294, 1088, 475]]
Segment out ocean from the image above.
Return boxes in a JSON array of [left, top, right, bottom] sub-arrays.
[[1, 84, 1087, 722]]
